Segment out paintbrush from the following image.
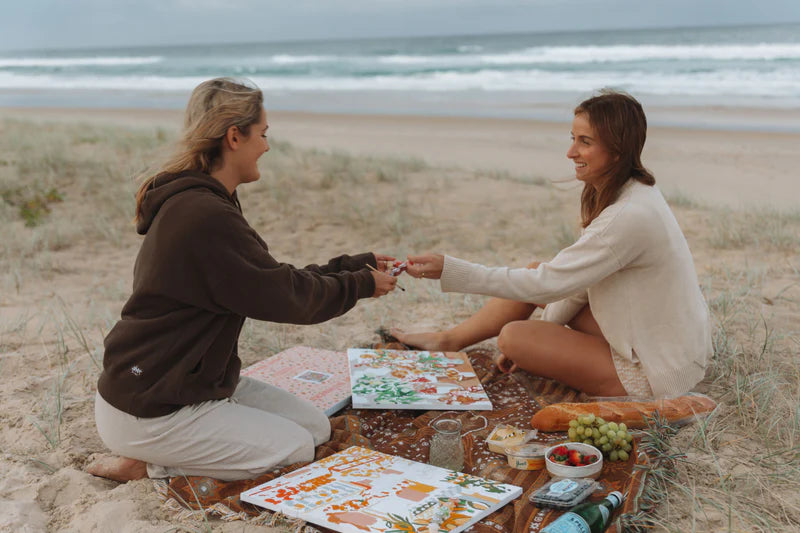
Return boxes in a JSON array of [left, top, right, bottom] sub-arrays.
[[366, 263, 405, 291]]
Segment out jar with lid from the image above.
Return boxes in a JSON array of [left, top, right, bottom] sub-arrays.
[[428, 418, 464, 471]]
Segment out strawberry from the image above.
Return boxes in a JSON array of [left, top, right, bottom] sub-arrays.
[[549, 445, 569, 462], [552, 445, 569, 457], [567, 449, 582, 466], [584, 454, 598, 464]]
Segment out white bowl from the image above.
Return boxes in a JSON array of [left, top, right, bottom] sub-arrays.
[[545, 442, 603, 479]]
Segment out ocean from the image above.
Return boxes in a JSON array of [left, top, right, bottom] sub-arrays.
[[1, 23, 799, 129]]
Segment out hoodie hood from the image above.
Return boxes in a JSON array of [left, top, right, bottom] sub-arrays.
[[137, 171, 238, 235]]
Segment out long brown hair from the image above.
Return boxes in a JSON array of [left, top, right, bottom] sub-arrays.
[[576, 90, 655, 228], [134, 77, 263, 222]]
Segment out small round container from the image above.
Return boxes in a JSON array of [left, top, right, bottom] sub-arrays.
[[485, 424, 526, 454], [505, 443, 548, 470], [544, 442, 603, 479]]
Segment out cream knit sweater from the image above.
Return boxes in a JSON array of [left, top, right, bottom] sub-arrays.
[[440, 180, 712, 397]]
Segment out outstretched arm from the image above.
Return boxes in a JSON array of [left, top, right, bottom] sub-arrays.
[[405, 253, 445, 279]]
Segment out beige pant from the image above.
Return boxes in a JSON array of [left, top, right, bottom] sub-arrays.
[[94, 376, 331, 481]]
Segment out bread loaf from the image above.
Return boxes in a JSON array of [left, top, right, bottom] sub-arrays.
[[530, 395, 717, 432]]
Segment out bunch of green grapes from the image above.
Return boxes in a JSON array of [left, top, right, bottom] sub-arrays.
[[567, 414, 633, 462]]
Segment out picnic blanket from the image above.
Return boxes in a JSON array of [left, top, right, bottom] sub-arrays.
[[156, 345, 660, 532]]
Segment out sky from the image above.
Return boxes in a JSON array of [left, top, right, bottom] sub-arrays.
[[2, 0, 800, 52]]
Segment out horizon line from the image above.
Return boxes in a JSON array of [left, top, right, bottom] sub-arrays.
[[2, 20, 799, 56]]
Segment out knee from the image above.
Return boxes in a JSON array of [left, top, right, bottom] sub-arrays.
[[497, 321, 529, 359]]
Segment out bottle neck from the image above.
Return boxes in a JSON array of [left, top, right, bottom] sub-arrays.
[[602, 491, 623, 512]]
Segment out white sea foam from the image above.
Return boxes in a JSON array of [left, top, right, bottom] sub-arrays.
[[494, 43, 800, 64], [2, 67, 798, 98], [0, 56, 164, 68], [256, 43, 800, 67], [0, 72, 207, 90], [270, 54, 335, 64]]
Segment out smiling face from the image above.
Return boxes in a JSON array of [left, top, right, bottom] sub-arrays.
[[235, 108, 269, 185], [567, 113, 614, 188]]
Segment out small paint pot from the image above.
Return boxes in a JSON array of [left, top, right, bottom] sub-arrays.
[[504, 443, 548, 470]]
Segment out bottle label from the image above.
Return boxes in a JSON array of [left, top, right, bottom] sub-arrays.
[[540, 512, 591, 533], [598, 505, 609, 524]]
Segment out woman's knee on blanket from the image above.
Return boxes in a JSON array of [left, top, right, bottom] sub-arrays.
[[497, 319, 544, 365]]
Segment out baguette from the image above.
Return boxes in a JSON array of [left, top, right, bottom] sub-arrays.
[[530, 395, 717, 432]]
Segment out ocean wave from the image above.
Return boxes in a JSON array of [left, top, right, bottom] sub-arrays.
[[2, 68, 798, 97], [231, 43, 800, 69], [0, 56, 164, 68], [7, 43, 796, 73], [377, 43, 800, 66], [501, 43, 800, 64], [270, 54, 337, 64]]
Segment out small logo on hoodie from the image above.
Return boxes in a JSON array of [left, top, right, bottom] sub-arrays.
[[131, 365, 143, 377]]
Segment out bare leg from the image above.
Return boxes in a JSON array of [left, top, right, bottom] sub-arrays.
[[497, 305, 627, 396], [86, 454, 148, 482], [567, 303, 604, 337], [392, 297, 537, 351], [391, 261, 542, 351]]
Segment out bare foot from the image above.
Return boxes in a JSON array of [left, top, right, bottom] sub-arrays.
[[389, 328, 460, 351], [86, 454, 148, 482]]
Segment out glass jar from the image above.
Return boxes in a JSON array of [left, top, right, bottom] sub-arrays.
[[428, 418, 464, 471]]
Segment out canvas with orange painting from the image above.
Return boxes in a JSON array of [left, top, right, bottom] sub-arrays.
[[239, 446, 522, 533], [347, 348, 493, 410]]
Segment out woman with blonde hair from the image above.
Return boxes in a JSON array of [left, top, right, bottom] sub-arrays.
[[394, 90, 712, 399], [89, 78, 398, 482]]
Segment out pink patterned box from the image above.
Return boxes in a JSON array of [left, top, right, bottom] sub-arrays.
[[241, 346, 351, 416]]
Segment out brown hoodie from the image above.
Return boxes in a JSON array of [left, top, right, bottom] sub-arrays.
[[97, 171, 376, 417]]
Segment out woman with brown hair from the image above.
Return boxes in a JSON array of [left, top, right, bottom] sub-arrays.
[[393, 90, 712, 399], [89, 77, 398, 482]]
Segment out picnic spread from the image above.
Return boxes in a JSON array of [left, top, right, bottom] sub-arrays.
[[156, 344, 715, 532]]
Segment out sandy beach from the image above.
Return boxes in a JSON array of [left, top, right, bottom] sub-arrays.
[[3, 106, 800, 210], [0, 105, 798, 532]]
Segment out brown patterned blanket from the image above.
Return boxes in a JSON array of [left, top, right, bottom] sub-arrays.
[[158, 346, 656, 532]]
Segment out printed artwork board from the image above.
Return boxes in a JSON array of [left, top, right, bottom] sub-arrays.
[[240, 445, 522, 533], [347, 348, 493, 410], [241, 346, 350, 416]]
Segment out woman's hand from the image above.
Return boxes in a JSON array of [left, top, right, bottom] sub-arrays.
[[496, 353, 518, 374], [373, 253, 397, 273], [405, 254, 445, 280], [371, 270, 397, 297]]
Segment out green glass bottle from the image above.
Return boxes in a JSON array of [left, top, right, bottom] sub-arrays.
[[541, 491, 624, 533]]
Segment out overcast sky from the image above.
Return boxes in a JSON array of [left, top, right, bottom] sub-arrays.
[[2, 0, 800, 52]]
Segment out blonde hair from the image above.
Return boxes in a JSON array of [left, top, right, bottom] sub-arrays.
[[135, 77, 263, 221]]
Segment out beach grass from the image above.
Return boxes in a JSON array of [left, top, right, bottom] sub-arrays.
[[0, 117, 799, 531]]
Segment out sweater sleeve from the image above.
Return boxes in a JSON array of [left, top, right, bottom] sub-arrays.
[[540, 290, 589, 325], [304, 253, 377, 274], [175, 198, 375, 324], [440, 204, 647, 304]]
